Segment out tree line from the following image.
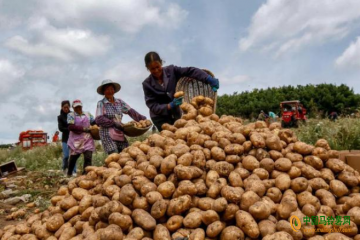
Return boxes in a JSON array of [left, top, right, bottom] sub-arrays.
[[216, 84, 360, 119]]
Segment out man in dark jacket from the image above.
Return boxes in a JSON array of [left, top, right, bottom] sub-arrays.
[[57, 100, 76, 175], [142, 52, 219, 131]]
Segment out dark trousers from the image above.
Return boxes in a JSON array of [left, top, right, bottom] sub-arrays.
[[151, 115, 178, 131], [67, 150, 92, 176]]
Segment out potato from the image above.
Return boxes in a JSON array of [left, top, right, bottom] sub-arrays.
[[308, 178, 329, 191], [220, 226, 244, 240], [153, 224, 171, 240], [235, 210, 260, 238], [131, 209, 156, 231], [159, 154, 177, 176], [297, 191, 320, 210], [60, 195, 78, 210], [250, 132, 266, 148], [245, 179, 266, 197], [118, 184, 136, 206], [266, 134, 282, 151], [293, 141, 314, 155], [260, 158, 275, 173], [14, 223, 30, 235], [240, 191, 261, 211], [338, 171, 359, 187], [149, 199, 168, 220], [228, 171, 243, 188], [269, 150, 283, 160], [274, 158, 292, 172], [277, 191, 298, 219], [326, 158, 346, 173], [276, 220, 303, 240], [322, 233, 352, 240], [45, 213, 64, 232], [126, 227, 144, 239], [302, 203, 318, 217], [249, 201, 271, 220], [164, 215, 183, 232], [290, 177, 308, 193], [330, 180, 349, 197], [263, 231, 294, 240], [211, 197, 228, 213], [285, 152, 303, 162], [242, 155, 260, 171], [220, 186, 243, 203], [258, 220, 276, 238], [19, 234, 38, 240], [213, 161, 234, 177], [157, 181, 176, 199], [183, 211, 202, 229], [312, 147, 329, 161], [275, 174, 291, 191], [206, 221, 226, 238], [315, 189, 336, 208], [167, 195, 192, 216]]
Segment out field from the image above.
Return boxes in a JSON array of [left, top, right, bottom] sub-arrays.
[[0, 118, 359, 227]]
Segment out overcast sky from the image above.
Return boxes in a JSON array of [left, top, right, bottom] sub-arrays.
[[1, 0, 360, 143]]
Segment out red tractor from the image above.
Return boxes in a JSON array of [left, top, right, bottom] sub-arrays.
[[17, 130, 48, 150], [280, 100, 307, 128]]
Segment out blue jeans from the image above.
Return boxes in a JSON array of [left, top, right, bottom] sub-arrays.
[[62, 142, 76, 173]]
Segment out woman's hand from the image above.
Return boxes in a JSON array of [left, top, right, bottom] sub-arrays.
[[206, 75, 220, 92], [114, 121, 124, 131], [169, 97, 183, 109]]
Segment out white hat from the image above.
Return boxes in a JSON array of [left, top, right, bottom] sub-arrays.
[[72, 99, 83, 108], [97, 79, 121, 95]]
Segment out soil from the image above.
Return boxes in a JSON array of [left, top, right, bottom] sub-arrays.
[[0, 169, 67, 228]]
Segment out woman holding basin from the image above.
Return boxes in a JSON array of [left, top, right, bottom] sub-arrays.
[[95, 79, 147, 155]]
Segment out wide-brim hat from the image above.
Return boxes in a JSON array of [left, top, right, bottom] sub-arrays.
[[97, 79, 121, 95]]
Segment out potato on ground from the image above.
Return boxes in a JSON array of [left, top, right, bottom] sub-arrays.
[[235, 210, 260, 238], [131, 209, 156, 231]]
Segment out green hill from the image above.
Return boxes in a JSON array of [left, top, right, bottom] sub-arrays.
[[216, 84, 360, 119]]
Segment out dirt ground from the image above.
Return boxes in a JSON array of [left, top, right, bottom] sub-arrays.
[[0, 170, 66, 228]]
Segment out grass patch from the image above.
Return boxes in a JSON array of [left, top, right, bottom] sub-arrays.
[[294, 118, 360, 150], [0, 134, 150, 171]]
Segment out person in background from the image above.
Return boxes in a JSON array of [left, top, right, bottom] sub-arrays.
[[57, 100, 76, 175], [268, 111, 277, 123], [258, 110, 267, 121], [96, 79, 147, 155], [329, 111, 338, 121], [67, 100, 95, 177], [52, 131, 59, 142], [142, 51, 220, 131]]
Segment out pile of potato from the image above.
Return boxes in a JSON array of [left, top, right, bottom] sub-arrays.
[[124, 120, 152, 129], [2, 95, 360, 240]]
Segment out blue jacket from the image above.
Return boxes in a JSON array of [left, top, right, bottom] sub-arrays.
[[142, 65, 209, 118]]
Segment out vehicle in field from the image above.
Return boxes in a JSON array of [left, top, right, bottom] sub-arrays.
[[280, 100, 307, 127]]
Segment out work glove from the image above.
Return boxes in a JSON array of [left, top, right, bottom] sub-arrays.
[[114, 121, 124, 131], [206, 75, 219, 92], [169, 97, 183, 109]]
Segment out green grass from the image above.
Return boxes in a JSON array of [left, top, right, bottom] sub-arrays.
[[0, 134, 150, 171], [294, 118, 360, 150]]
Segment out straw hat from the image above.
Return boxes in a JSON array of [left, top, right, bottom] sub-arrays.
[[97, 79, 121, 95]]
